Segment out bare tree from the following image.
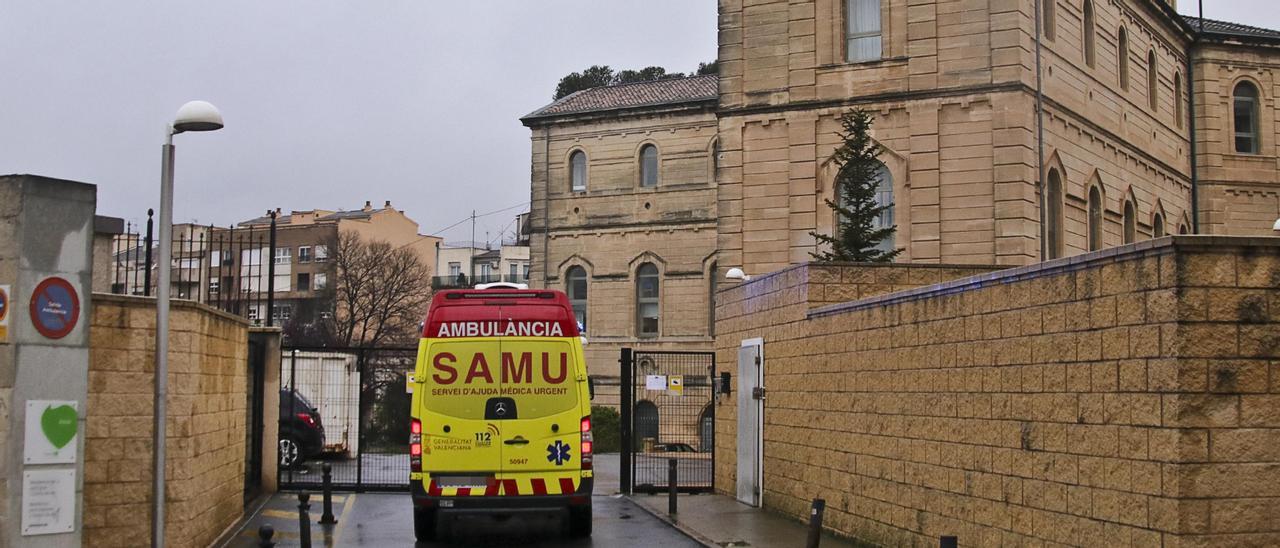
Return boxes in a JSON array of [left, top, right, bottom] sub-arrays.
[[332, 231, 433, 347]]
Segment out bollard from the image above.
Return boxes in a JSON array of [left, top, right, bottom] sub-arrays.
[[940, 535, 958, 548], [297, 493, 312, 548], [668, 458, 678, 516], [257, 524, 275, 547], [805, 498, 826, 548], [319, 464, 337, 525]]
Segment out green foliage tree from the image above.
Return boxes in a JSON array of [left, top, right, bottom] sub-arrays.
[[553, 65, 691, 100], [810, 109, 901, 263], [554, 65, 617, 100], [696, 60, 719, 75]]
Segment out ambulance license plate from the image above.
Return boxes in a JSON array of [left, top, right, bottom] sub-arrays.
[[435, 475, 489, 489]]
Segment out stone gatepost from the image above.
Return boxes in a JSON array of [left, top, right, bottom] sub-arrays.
[[0, 174, 96, 547]]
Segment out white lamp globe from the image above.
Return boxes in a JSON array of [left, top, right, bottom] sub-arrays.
[[173, 100, 224, 133]]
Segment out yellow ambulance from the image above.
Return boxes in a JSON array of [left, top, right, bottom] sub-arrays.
[[410, 287, 593, 541]]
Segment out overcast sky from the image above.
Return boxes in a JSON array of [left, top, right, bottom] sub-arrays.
[[0, 1, 717, 245], [1, 1, 1274, 245]]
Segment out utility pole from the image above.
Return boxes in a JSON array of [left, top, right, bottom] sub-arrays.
[[469, 210, 476, 281]]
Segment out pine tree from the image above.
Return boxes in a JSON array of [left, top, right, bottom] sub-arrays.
[[810, 109, 901, 263]]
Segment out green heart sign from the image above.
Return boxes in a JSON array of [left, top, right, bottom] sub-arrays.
[[40, 405, 77, 450]]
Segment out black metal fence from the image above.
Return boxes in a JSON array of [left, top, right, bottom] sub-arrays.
[[620, 349, 716, 494], [108, 209, 278, 324], [278, 346, 418, 492], [430, 273, 529, 290]]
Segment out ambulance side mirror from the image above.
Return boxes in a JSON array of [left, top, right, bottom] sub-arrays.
[[588, 376, 596, 400]]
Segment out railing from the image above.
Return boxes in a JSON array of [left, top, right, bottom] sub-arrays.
[[109, 209, 278, 324], [430, 273, 528, 290]]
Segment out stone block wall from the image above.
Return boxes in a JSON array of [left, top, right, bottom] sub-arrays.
[[714, 237, 1280, 546], [84, 294, 249, 548]]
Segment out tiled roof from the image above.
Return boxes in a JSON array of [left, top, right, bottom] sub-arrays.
[[523, 74, 717, 121], [237, 208, 387, 227], [1184, 16, 1280, 41]]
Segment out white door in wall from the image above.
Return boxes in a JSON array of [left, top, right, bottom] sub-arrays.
[[736, 339, 763, 507]]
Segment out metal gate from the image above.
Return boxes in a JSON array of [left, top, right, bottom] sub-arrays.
[[278, 346, 417, 492], [620, 348, 715, 494]]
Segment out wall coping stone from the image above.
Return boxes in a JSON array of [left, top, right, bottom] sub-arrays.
[[808, 235, 1280, 318], [92, 292, 252, 326], [716, 260, 1003, 296]]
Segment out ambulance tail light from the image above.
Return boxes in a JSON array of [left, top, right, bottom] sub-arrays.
[[580, 416, 593, 470], [410, 418, 423, 472]]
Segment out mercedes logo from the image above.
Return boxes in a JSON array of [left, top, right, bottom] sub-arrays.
[[494, 403, 507, 416]]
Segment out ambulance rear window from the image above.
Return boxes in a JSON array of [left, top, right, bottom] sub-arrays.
[[422, 339, 579, 420]]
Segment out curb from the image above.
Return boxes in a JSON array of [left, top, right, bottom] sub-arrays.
[[624, 494, 719, 548]]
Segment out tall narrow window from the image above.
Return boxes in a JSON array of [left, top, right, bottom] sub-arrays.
[[1174, 72, 1184, 129], [1046, 169, 1064, 259], [708, 261, 718, 337], [1117, 27, 1129, 90], [1234, 82, 1260, 154], [872, 164, 895, 252], [1122, 200, 1136, 244], [1088, 186, 1104, 251], [570, 150, 588, 191], [711, 139, 720, 182], [1178, 223, 1189, 235], [1147, 50, 1158, 111], [636, 263, 660, 337], [845, 0, 882, 62], [640, 144, 659, 188], [566, 266, 588, 329], [1043, 0, 1056, 41], [1083, 0, 1096, 68], [1152, 212, 1165, 238], [840, 164, 895, 252]]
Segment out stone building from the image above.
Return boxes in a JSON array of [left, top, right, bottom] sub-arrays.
[[521, 76, 720, 402], [522, 2, 1280, 402], [717, 0, 1280, 275]]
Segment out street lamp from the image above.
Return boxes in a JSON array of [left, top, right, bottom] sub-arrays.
[[153, 100, 223, 547], [1273, 217, 1280, 232], [725, 267, 751, 282]]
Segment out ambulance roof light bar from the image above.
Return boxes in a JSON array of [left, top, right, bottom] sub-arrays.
[[475, 282, 529, 290]]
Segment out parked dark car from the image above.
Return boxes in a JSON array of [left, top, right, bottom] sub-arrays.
[[279, 388, 325, 468]]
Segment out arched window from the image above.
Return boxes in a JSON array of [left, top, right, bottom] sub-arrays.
[[1117, 27, 1129, 90], [566, 266, 587, 329], [570, 150, 588, 192], [845, 0, 883, 62], [1088, 186, 1104, 251], [1122, 199, 1136, 244], [635, 401, 659, 446], [1178, 222, 1189, 235], [640, 144, 659, 188], [1083, 0, 1096, 68], [1235, 81, 1260, 154], [1152, 211, 1165, 238], [1043, 0, 1056, 41], [636, 263, 660, 337], [840, 164, 895, 252], [1174, 72, 1184, 129], [1046, 169, 1064, 259], [1147, 50, 1158, 111]]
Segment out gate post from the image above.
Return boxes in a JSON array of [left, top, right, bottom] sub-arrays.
[[619, 348, 633, 495]]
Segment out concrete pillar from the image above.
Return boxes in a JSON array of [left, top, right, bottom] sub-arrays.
[[0, 174, 96, 547]]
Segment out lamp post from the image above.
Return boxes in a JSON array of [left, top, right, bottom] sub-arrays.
[[153, 100, 223, 547]]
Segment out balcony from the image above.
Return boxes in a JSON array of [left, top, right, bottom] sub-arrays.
[[431, 273, 529, 290]]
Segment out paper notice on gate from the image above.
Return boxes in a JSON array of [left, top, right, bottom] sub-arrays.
[[645, 375, 667, 390]]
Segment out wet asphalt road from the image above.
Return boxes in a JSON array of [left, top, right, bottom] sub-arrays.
[[225, 455, 700, 547]]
